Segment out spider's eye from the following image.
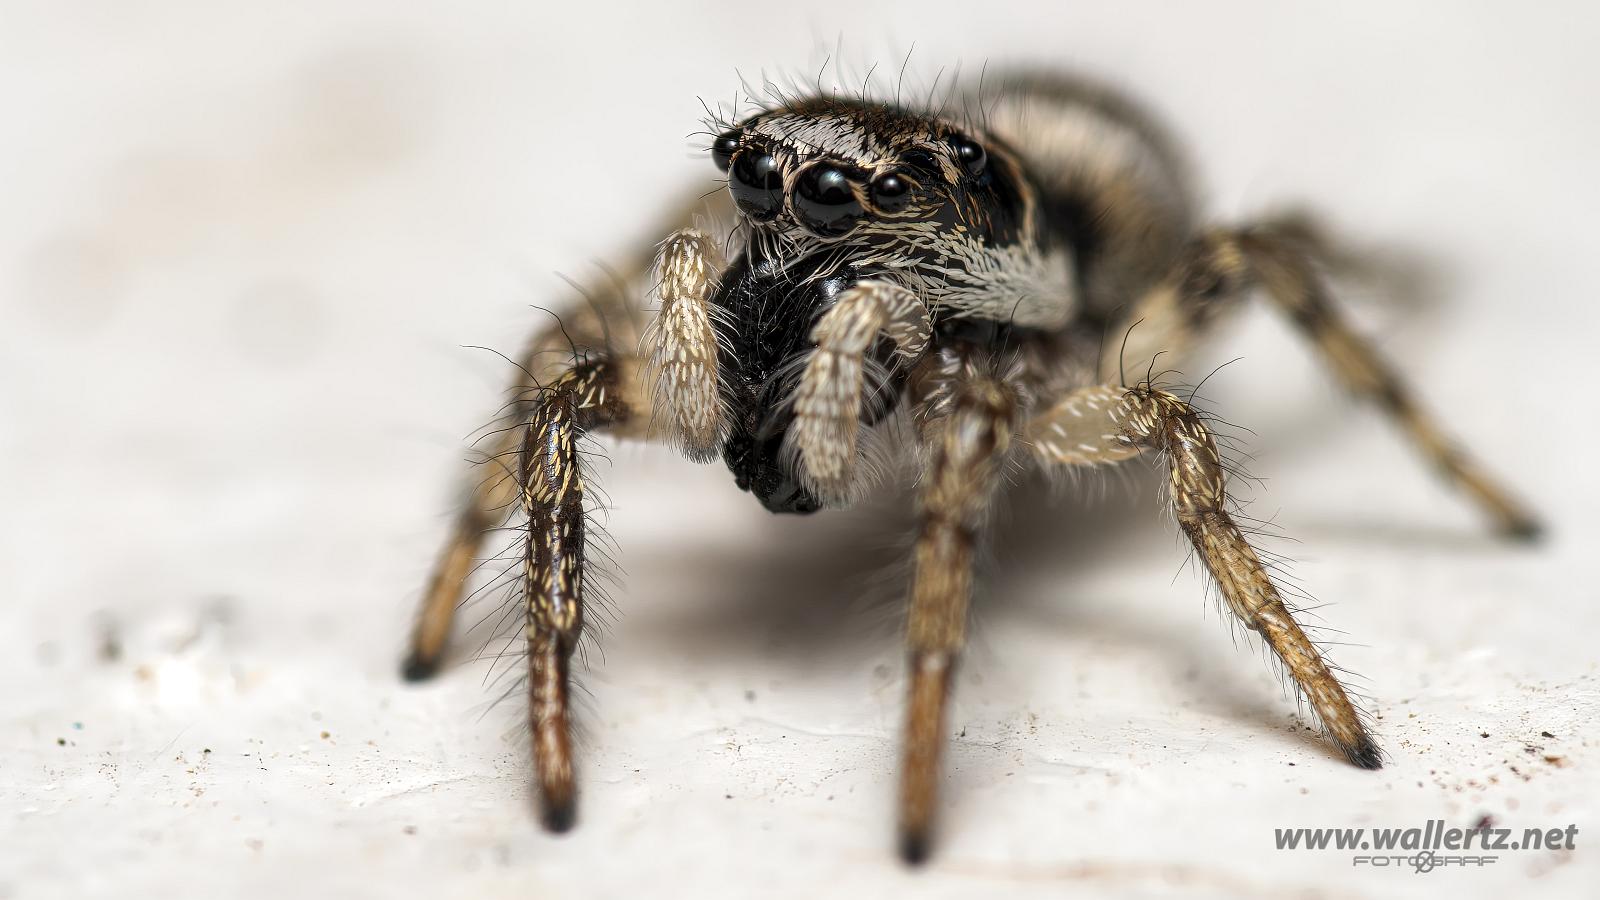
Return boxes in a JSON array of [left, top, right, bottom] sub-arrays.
[[793, 164, 864, 236], [729, 148, 783, 220], [869, 172, 911, 212], [711, 130, 739, 172], [951, 136, 987, 177]]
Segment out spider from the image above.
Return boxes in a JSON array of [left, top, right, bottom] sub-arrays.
[[399, 70, 1539, 864]]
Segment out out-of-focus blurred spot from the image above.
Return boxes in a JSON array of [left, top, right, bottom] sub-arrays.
[[13, 232, 126, 337], [101, 151, 225, 258], [280, 43, 434, 177], [228, 279, 323, 367]]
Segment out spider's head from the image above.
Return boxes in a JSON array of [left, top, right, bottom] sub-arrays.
[[708, 97, 1036, 251], [700, 98, 1048, 515]]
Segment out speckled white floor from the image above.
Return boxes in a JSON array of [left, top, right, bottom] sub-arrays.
[[4, 3, 1596, 898]]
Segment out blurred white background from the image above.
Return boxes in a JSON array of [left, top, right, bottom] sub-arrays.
[[3, 2, 1597, 898]]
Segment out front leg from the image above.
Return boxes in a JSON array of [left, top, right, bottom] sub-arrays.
[[898, 361, 1021, 863], [403, 242, 658, 681], [786, 280, 932, 503], [1027, 384, 1382, 769], [409, 223, 714, 827], [520, 357, 635, 829]]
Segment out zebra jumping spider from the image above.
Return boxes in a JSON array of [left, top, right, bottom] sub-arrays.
[[400, 70, 1539, 863]]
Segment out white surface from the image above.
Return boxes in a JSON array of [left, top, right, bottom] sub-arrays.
[[3, 3, 1597, 898]]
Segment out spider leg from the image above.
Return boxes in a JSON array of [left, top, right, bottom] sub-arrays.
[[402, 468, 519, 681], [517, 356, 637, 830], [403, 210, 729, 829], [1107, 225, 1539, 538], [407, 348, 648, 828], [643, 228, 728, 461], [402, 221, 705, 681], [407, 349, 646, 827], [898, 360, 1021, 864], [512, 227, 728, 828], [1238, 229, 1540, 537], [1025, 383, 1382, 769], [401, 298, 638, 681], [786, 280, 932, 503]]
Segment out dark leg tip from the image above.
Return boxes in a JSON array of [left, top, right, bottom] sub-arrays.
[[898, 829, 933, 866], [540, 797, 577, 834], [1348, 738, 1385, 771], [400, 653, 441, 683], [1501, 517, 1545, 544]]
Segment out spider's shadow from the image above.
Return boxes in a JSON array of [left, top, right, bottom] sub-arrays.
[[619, 472, 1345, 763], [620, 487, 917, 671]]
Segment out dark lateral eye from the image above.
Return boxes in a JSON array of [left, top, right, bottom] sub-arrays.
[[711, 130, 739, 172], [951, 136, 987, 176], [793, 164, 864, 236], [729, 148, 783, 220], [869, 172, 910, 212]]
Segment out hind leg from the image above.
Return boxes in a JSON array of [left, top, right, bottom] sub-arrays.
[[1107, 224, 1539, 537]]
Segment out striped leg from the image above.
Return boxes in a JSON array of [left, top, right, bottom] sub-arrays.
[[1108, 225, 1539, 537], [898, 369, 1020, 863], [403, 223, 705, 681], [1026, 384, 1381, 769], [644, 227, 728, 461], [1237, 229, 1539, 537], [519, 357, 636, 829], [402, 466, 520, 681], [787, 280, 932, 503]]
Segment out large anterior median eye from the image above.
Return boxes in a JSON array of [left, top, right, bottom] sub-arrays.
[[793, 163, 864, 236], [729, 147, 784, 219], [729, 147, 783, 220]]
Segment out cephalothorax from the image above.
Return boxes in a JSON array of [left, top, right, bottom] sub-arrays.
[[401, 71, 1538, 863]]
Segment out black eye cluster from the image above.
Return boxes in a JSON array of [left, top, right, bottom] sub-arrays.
[[713, 128, 986, 237]]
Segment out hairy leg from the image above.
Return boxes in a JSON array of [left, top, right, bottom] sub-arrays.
[[1107, 225, 1539, 537], [1026, 383, 1381, 768], [644, 228, 728, 460], [402, 469, 521, 680], [402, 282, 645, 680], [898, 361, 1021, 863], [403, 218, 714, 680], [517, 357, 637, 829], [1237, 229, 1539, 536], [787, 280, 932, 502]]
